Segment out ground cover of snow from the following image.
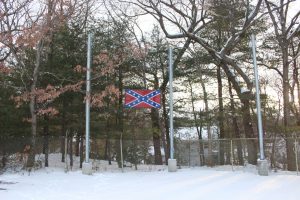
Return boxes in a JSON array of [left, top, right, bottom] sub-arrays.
[[1, 166, 300, 200]]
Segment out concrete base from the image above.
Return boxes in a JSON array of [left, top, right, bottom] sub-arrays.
[[168, 159, 177, 172], [82, 162, 93, 175], [257, 159, 269, 176]]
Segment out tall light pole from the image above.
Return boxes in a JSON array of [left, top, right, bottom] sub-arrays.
[[250, 34, 268, 176], [82, 33, 93, 175], [168, 47, 177, 172]]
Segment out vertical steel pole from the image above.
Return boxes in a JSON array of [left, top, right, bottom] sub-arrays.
[[251, 34, 265, 160], [169, 47, 174, 159], [85, 33, 92, 163]]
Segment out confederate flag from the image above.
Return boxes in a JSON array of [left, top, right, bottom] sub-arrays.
[[124, 89, 161, 109]]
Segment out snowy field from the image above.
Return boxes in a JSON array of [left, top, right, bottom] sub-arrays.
[[1, 166, 300, 200]]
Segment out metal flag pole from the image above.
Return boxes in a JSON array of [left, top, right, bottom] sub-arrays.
[[251, 34, 264, 160], [168, 46, 177, 172], [83, 33, 93, 175], [169, 47, 174, 159], [85, 33, 92, 163], [251, 34, 268, 176]]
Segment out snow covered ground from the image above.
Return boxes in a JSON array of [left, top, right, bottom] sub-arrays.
[[1, 166, 300, 200]]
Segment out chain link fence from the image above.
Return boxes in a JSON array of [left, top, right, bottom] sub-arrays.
[[175, 138, 300, 171], [0, 136, 299, 173]]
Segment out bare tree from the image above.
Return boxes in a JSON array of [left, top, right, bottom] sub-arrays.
[[265, 0, 300, 171], [115, 0, 264, 164], [1, 0, 94, 168], [0, 0, 34, 62]]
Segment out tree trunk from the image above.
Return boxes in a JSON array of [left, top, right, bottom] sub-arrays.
[[265, 0, 299, 171], [27, 88, 37, 169], [161, 88, 170, 161], [200, 70, 213, 166], [151, 108, 163, 165], [188, 80, 205, 166], [75, 132, 80, 157], [198, 109, 205, 166], [216, 27, 226, 165], [270, 134, 277, 169], [79, 104, 84, 168], [69, 131, 73, 170], [282, 43, 296, 171], [132, 122, 138, 170], [228, 80, 244, 165], [292, 43, 300, 125], [224, 117, 232, 164], [60, 98, 67, 162], [1, 146, 7, 168], [222, 63, 256, 165], [80, 130, 84, 169], [116, 65, 124, 168], [43, 115, 49, 167], [241, 98, 257, 165], [217, 65, 225, 165], [104, 138, 112, 165], [286, 138, 296, 171], [105, 117, 112, 165], [282, 47, 290, 127], [158, 114, 168, 164], [27, 40, 43, 169]]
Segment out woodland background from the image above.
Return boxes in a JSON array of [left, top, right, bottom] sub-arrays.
[[0, 0, 300, 171]]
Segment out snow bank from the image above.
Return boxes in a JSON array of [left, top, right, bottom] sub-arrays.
[[1, 166, 300, 200]]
